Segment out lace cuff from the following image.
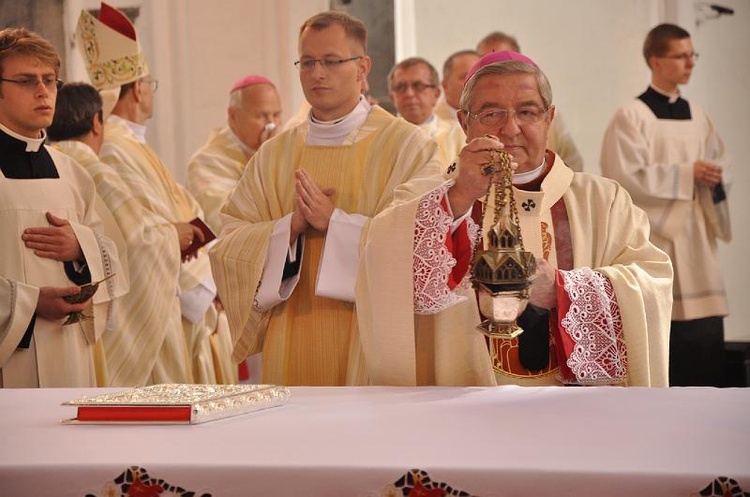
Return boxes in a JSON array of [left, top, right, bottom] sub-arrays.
[[558, 267, 628, 385], [413, 183, 473, 314]]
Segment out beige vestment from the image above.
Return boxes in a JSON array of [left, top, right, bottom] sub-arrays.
[[54, 140, 196, 386], [357, 155, 672, 387], [547, 112, 583, 172], [187, 126, 249, 235], [0, 147, 126, 387], [100, 116, 234, 384], [434, 97, 456, 123], [419, 116, 465, 170], [210, 106, 442, 386]]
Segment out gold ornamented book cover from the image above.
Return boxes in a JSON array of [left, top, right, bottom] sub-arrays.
[[62, 384, 290, 424]]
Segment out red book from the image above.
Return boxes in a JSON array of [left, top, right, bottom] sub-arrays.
[[181, 217, 216, 260], [62, 384, 290, 425]]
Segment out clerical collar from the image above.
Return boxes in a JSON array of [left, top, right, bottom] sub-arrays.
[[0, 121, 46, 152], [639, 86, 691, 120], [418, 113, 437, 128], [0, 122, 58, 179], [307, 96, 371, 146], [513, 155, 546, 185], [109, 114, 148, 143], [649, 84, 680, 104]]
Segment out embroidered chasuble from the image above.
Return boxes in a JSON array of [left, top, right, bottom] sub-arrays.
[[0, 131, 126, 387], [211, 106, 442, 386], [187, 126, 249, 234], [601, 87, 731, 321], [101, 116, 234, 384], [358, 154, 673, 387]]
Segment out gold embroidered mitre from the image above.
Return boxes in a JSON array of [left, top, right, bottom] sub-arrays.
[[75, 2, 149, 91]]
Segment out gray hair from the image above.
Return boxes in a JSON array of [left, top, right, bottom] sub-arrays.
[[228, 88, 243, 110], [459, 60, 553, 112]]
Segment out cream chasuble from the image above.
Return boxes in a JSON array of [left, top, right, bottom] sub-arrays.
[[357, 155, 673, 387], [546, 112, 583, 173], [419, 116, 465, 171], [187, 126, 249, 234], [210, 106, 442, 386], [0, 148, 125, 387], [434, 98, 457, 124], [54, 140, 190, 386], [101, 116, 234, 384]]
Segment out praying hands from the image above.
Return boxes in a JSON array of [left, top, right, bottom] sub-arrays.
[[291, 168, 336, 242]]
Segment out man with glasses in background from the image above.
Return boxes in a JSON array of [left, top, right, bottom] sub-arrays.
[[0, 28, 126, 387], [601, 23, 732, 387], [388, 57, 465, 169], [77, 3, 233, 386], [210, 10, 442, 386], [357, 51, 673, 387]]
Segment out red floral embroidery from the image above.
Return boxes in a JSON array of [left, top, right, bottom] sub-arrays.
[[409, 479, 447, 497], [126, 477, 163, 497]]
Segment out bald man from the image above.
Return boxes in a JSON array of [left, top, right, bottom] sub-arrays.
[[188, 76, 282, 234]]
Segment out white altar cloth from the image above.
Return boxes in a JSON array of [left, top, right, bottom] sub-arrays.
[[0, 386, 747, 496]]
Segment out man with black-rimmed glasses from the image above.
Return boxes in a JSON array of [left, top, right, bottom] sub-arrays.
[[210, 10, 442, 386]]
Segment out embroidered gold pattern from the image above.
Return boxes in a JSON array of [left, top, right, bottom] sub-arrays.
[[78, 13, 148, 90], [541, 221, 552, 260]]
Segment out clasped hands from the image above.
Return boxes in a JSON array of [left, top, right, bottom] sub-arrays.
[[21, 212, 90, 320], [290, 169, 336, 243]]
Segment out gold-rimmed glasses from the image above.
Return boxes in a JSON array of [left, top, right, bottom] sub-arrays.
[[464, 106, 549, 128]]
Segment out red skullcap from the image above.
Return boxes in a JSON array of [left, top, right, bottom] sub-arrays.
[[464, 50, 538, 86], [230, 75, 275, 93]]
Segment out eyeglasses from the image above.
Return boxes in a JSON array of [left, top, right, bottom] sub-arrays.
[[0, 76, 63, 91], [294, 56, 363, 72], [661, 52, 699, 61], [464, 106, 549, 127], [141, 78, 158, 93], [391, 81, 436, 94]]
